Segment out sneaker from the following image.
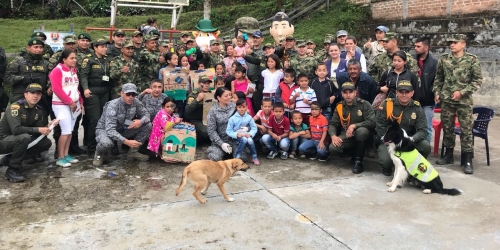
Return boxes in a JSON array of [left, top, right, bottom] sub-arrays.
[[299, 154, 306, 159], [252, 157, 260, 165], [56, 158, 71, 168], [289, 152, 296, 159], [65, 155, 79, 163], [310, 153, 318, 160], [318, 155, 329, 162], [280, 151, 288, 160], [93, 151, 103, 167], [267, 150, 278, 159]]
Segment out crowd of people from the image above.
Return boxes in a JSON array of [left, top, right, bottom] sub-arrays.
[[0, 16, 482, 183]]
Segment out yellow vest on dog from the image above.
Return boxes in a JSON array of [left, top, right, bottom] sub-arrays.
[[396, 150, 438, 182]]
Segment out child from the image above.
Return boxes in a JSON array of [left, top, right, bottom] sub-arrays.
[[231, 66, 255, 116], [234, 35, 249, 64], [178, 53, 191, 92], [275, 67, 298, 117], [253, 98, 274, 151], [289, 111, 311, 159], [290, 73, 317, 126], [260, 102, 290, 160], [261, 54, 284, 104], [226, 99, 260, 165], [158, 52, 179, 79], [148, 97, 181, 156], [215, 76, 225, 89], [309, 63, 337, 121], [298, 101, 330, 161], [215, 62, 226, 78]]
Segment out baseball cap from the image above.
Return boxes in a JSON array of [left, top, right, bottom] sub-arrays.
[[341, 82, 356, 91], [77, 32, 92, 41], [132, 31, 143, 37], [180, 31, 190, 37], [63, 35, 76, 44], [285, 35, 295, 41], [27, 38, 44, 46], [93, 38, 109, 46], [336, 30, 348, 37], [25, 83, 43, 93], [159, 40, 169, 47], [381, 32, 398, 42], [114, 29, 125, 36], [122, 83, 138, 94], [446, 34, 467, 42], [223, 36, 232, 43], [323, 36, 333, 44], [375, 26, 389, 33], [252, 30, 263, 38], [31, 32, 47, 39], [199, 75, 212, 83], [396, 80, 413, 91], [144, 34, 159, 41], [210, 40, 220, 45]]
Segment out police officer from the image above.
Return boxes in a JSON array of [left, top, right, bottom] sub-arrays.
[[287, 40, 317, 79], [93, 83, 151, 166], [76, 33, 94, 68], [434, 34, 482, 174], [30, 32, 54, 61], [48, 35, 77, 71], [138, 34, 160, 92], [110, 39, 140, 99], [0, 84, 53, 182], [375, 80, 430, 176], [107, 29, 125, 58], [329, 82, 376, 174], [80, 38, 112, 157], [184, 75, 212, 141]]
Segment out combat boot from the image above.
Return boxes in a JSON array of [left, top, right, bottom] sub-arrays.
[[69, 140, 86, 155], [93, 151, 103, 167], [352, 157, 364, 174], [0, 155, 11, 167], [4, 167, 26, 183], [436, 147, 454, 165], [127, 148, 149, 162], [461, 152, 474, 174]]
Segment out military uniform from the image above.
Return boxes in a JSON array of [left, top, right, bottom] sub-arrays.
[[42, 44, 54, 62], [110, 54, 140, 99], [433, 34, 482, 174], [137, 92, 168, 122], [203, 50, 224, 69], [138, 45, 160, 91], [368, 51, 418, 83], [107, 43, 122, 58], [184, 88, 210, 140], [48, 49, 63, 71], [289, 55, 317, 79], [0, 85, 52, 182], [76, 47, 94, 70]]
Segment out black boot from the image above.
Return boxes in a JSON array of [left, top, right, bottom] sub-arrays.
[[4, 167, 26, 183], [436, 147, 454, 165], [111, 141, 120, 155], [461, 152, 474, 174], [0, 155, 11, 167], [352, 157, 364, 174], [69, 140, 86, 155]]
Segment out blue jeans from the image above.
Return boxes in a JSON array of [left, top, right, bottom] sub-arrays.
[[298, 139, 329, 158], [290, 137, 309, 153], [422, 106, 434, 142], [322, 107, 332, 122], [234, 137, 257, 158], [260, 134, 290, 152]]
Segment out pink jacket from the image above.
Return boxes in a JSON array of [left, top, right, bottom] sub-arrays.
[[49, 63, 83, 106]]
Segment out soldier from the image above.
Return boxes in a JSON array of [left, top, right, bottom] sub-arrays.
[[243, 30, 266, 113], [375, 81, 430, 176], [275, 35, 297, 63], [138, 34, 160, 92], [315, 35, 332, 63], [131, 31, 144, 61], [288, 40, 317, 79], [0, 84, 53, 182], [329, 82, 375, 174], [93, 83, 152, 167], [202, 40, 224, 69], [48, 35, 77, 71], [31, 32, 54, 61], [222, 36, 232, 49], [434, 34, 482, 174], [184, 75, 212, 141], [363, 26, 388, 66], [79, 38, 112, 157], [0, 45, 7, 114], [107, 29, 125, 58], [75, 33, 94, 68], [110, 39, 140, 99], [306, 40, 316, 51], [368, 32, 418, 82]]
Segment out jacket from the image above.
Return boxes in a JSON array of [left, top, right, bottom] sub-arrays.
[[49, 64, 82, 106], [413, 53, 437, 107], [336, 72, 377, 104], [309, 77, 337, 109], [378, 67, 420, 102], [325, 58, 348, 79], [226, 112, 258, 139], [207, 102, 236, 147]]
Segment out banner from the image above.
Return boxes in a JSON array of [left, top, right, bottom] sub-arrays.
[[202, 92, 216, 126], [162, 122, 196, 163], [162, 68, 189, 101], [189, 69, 215, 92], [34, 30, 75, 52]]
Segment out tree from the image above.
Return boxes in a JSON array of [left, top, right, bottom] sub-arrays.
[[203, 0, 210, 19], [276, 0, 282, 12]]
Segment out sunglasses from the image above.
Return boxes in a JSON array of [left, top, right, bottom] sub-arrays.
[[126, 92, 137, 97]]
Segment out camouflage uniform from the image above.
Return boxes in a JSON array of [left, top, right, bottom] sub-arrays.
[[203, 51, 224, 69], [48, 49, 63, 71], [137, 92, 168, 121], [289, 55, 317, 79], [42, 44, 54, 62], [184, 89, 210, 140], [368, 51, 418, 83], [76, 47, 94, 70], [133, 47, 143, 62], [110, 55, 140, 99], [138, 49, 160, 91]]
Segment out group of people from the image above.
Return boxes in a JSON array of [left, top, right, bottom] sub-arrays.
[[0, 18, 482, 183]]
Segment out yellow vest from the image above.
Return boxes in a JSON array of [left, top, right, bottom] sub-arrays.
[[395, 150, 438, 182]]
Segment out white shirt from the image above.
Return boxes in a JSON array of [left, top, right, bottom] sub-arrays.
[[261, 69, 284, 94]]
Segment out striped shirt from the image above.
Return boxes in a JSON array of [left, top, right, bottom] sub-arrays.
[[290, 87, 317, 114], [309, 114, 328, 141]]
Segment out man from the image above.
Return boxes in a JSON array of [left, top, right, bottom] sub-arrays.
[[131, 31, 144, 61], [244, 30, 266, 113], [376, 81, 430, 176], [336, 59, 377, 104], [315, 35, 332, 63], [138, 34, 160, 91], [434, 34, 482, 174], [48, 35, 77, 71], [179, 31, 192, 45], [202, 40, 224, 69], [0, 84, 53, 182], [31, 32, 54, 61], [414, 37, 437, 142], [336, 30, 362, 54], [76, 32, 94, 68], [93, 83, 151, 166], [184, 75, 212, 141], [363, 26, 388, 65], [107, 29, 126, 58], [275, 35, 297, 62], [329, 82, 375, 174], [306, 40, 316, 51], [222, 36, 232, 49], [368, 32, 418, 82], [110, 39, 140, 99], [288, 40, 317, 79]]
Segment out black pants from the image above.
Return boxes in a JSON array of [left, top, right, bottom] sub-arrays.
[[0, 134, 52, 168]]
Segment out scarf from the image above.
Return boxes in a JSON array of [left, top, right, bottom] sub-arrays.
[[147, 109, 176, 155]]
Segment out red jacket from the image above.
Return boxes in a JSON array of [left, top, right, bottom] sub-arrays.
[[275, 81, 298, 105]]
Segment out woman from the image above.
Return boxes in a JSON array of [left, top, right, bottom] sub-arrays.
[[223, 45, 236, 75], [79, 38, 111, 157], [207, 87, 249, 161], [325, 43, 348, 84], [341, 36, 367, 73], [378, 50, 420, 101], [49, 49, 84, 167]]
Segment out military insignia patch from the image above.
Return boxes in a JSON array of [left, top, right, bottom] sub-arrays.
[[414, 101, 420, 106], [411, 112, 416, 119], [82, 58, 89, 68], [357, 109, 362, 116], [187, 97, 195, 104], [11, 104, 20, 110], [378, 105, 383, 110], [11, 109, 18, 117]]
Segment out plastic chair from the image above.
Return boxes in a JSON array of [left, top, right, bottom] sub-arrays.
[[432, 108, 460, 156]]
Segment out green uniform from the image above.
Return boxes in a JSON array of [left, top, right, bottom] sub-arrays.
[[133, 46, 143, 62], [0, 99, 51, 169], [76, 47, 94, 70], [138, 49, 160, 91], [315, 49, 328, 63], [289, 55, 317, 79], [433, 52, 482, 153], [276, 47, 297, 61], [329, 98, 376, 158], [203, 52, 224, 69], [107, 44, 122, 58], [42, 44, 54, 62], [184, 89, 210, 140], [376, 97, 430, 171], [79, 54, 112, 152], [48, 49, 63, 71], [368, 51, 418, 83], [110, 55, 140, 99]]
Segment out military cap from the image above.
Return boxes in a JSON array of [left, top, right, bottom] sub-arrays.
[[306, 39, 315, 45], [263, 43, 273, 49], [93, 38, 109, 46], [180, 31, 190, 37], [151, 29, 160, 36], [222, 36, 232, 43], [27, 38, 44, 46], [31, 31, 47, 39], [336, 30, 348, 37], [341, 82, 356, 91], [235, 16, 259, 34], [122, 39, 134, 48], [375, 26, 389, 33], [114, 29, 125, 36], [144, 34, 159, 41], [77, 32, 92, 40], [63, 35, 76, 44], [296, 40, 307, 47], [122, 83, 138, 94], [396, 80, 413, 91], [285, 35, 295, 41], [210, 40, 220, 46], [199, 75, 212, 83], [159, 40, 169, 47], [323, 36, 333, 44], [381, 32, 398, 42], [132, 30, 143, 37], [25, 83, 43, 93], [446, 34, 467, 42], [186, 37, 194, 42]]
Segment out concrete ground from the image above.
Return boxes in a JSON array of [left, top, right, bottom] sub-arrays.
[[1, 118, 500, 249]]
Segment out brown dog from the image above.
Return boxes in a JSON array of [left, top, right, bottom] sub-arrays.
[[175, 159, 250, 204]]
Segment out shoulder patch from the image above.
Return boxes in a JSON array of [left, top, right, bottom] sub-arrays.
[[11, 109, 18, 117], [11, 104, 20, 110], [413, 100, 420, 106], [187, 97, 195, 104]]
